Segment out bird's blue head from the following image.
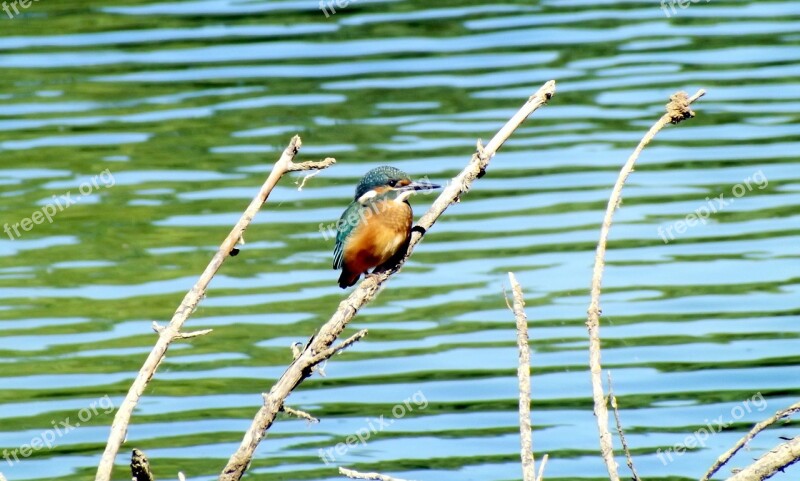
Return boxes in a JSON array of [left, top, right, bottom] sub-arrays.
[[354, 166, 411, 200]]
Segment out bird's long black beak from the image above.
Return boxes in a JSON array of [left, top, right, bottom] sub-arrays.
[[403, 181, 441, 193]]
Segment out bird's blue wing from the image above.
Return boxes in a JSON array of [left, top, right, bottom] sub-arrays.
[[333, 202, 360, 270]]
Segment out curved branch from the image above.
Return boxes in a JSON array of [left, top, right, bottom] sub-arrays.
[[219, 80, 557, 480], [585, 89, 705, 480], [94, 136, 335, 481]]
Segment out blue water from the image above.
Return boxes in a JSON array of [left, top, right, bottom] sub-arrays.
[[0, 0, 798, 480]]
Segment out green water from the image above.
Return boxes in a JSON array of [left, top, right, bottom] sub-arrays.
[[0, 0, 798, 480]]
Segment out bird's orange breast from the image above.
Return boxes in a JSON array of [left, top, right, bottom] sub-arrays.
[[342, 200, 412, 275]]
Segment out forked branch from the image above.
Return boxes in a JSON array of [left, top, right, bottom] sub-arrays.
[[94, 136, 334, 481], [220, 80, 557, 480]]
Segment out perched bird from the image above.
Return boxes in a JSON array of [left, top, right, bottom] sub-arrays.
[[333, 166, 440, 288]]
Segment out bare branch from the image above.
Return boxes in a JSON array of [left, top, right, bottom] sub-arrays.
[[725, 436, 800, 481], [339, 467, 412, 481], [220, 80, 556, 480], [508, 272, 536, 481], [94, 136, 335, 481], [585, 89, 705, 480], [703, 400, 800, 480], [607, 372, 640, 481]]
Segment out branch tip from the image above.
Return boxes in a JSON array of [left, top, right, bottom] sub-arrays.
[[130, 448, 155, 481]]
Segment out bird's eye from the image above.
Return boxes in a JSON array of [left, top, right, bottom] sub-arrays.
[[387, 179, 398, 187]]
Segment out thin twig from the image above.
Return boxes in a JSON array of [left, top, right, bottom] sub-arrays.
[[585, 89, 705, 481], [281, 405, 320, 424], [536, 454, 549, 481], [152, 321, 213, 339], [607, 372, 640, 481], [725, 436, 800, 481], [131, 449, 155, 481], [94, 136, 335, 481], [296, 168, 323, 190], [339, 467, 412, 481], [703, 400, 800, 480], [176, 329, 214, 339], [220, 80, 556, 480], [308, 329, 369, 366], [508, 272, 536, 481]]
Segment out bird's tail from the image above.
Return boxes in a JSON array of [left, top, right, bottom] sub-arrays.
[[338, 269, 360, 289]]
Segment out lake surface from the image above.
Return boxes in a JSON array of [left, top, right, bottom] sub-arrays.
[[0, 0, 798, 480]]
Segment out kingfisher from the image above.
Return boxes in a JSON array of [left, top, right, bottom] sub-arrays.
[[333, 166, 440, 288]]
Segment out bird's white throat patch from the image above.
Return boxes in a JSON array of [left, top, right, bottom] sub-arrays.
[[357, 189, 378, 205]]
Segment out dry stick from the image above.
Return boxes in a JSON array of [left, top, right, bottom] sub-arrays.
[[508, 272, 537, 481], [607, 372, 640, 481], [220, 80, 557, 480], [725, 436, 800, 481], [585, 89, 705, 480], [339, 467, 412, 481], [703, 400, 800, 480], [94, 136, 335, 481]]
